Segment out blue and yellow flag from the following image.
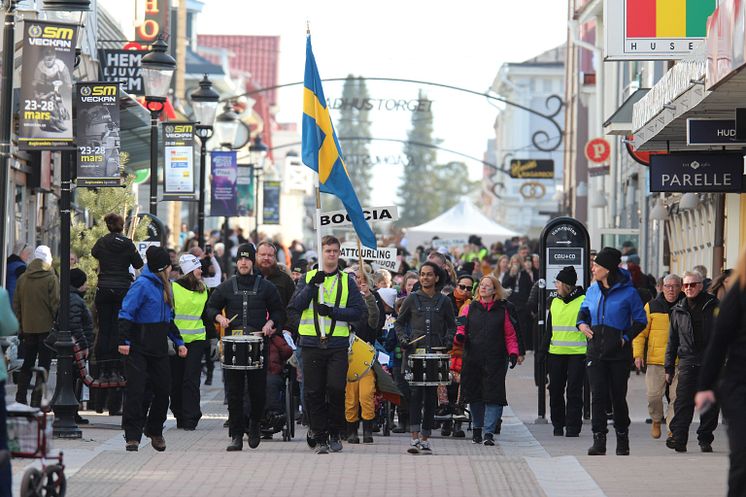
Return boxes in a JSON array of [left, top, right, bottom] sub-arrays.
[[302, 35, 377, 249]]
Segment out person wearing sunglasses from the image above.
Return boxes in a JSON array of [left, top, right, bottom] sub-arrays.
[[665, 270, 720, 453]]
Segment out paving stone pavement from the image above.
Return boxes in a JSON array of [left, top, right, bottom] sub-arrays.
[[7, 353, 730, 497]]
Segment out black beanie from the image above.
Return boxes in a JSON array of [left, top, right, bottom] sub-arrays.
[[594, 247, 622, 272], [70, 268, 87, 288], [555, 266, 577, 286], [236, 243, 256, 263], [146, 246, 171, 273]]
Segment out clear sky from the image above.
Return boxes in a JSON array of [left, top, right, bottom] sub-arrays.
[[196, 0, 568, 206]]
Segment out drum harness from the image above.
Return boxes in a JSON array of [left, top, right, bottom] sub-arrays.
[[232, 275, 262, 334], [312, 271, 344, 348], [412, 292, 445, 354]]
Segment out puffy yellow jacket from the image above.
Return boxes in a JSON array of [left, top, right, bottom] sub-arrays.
[[632, 294, 675, 365]]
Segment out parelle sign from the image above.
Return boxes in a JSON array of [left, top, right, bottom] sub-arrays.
[[650, 154, 745, 193]]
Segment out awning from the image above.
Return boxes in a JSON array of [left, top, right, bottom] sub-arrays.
[[603, 88, 649, 135]]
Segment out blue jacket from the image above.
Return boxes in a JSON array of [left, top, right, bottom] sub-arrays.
[[577, 268, 647, 361], [119, 266, 183, 356]]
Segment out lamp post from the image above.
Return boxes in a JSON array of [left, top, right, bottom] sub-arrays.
[[248, 135, 268, 239], [190, 75, 220, 248], [213, 102, 240, 274], [141, 36, 176, 217], [42, 0, 91, 439]]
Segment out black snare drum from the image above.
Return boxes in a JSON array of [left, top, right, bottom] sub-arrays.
[[406, 353, 451, 386], [221, 335, 263, 370]]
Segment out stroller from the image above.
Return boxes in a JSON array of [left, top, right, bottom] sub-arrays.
[[7, 367, 67, 497], [259, 363, 296, 442]]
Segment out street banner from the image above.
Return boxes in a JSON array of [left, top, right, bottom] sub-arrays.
[[509, 159, 554, 179], [75, 82, 121, 187], [339, 243, 398, 272], [262, 180, 281, 225], [19, 20, 78, 150], [236, 164, 255, 216], [316, 205, 398, 229], [98, 49, 148, 95], [210, 150, 237, 217], [162, 122, 196, 200]]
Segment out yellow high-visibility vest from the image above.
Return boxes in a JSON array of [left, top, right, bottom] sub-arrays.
[[172, 283, 207, 344], [298, 270, 350, 338], [549, 295, 586, 355]]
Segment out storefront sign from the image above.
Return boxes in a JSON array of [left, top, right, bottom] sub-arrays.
[[75, 82, 121, 187], [339, 243, 398, 271], [317, 205, 398, 229], [209, 151, 237, 217], [19, 21, 78, 150], [99, 49, 147, 95], [135, 0, 171, 48], [650, 154, 745, 192], [162, 122, 195, 200], [605, 0, 716, 61], [588, 165, 611, 177], [687, 119, 746, 146], [236, 164, 255, 216], [509, 159, 554, 179], [262, 180, 281, 225], [326, 97, 433, 112]]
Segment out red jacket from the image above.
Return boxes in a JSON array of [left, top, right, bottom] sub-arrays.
[[268, 333, 293, 375]]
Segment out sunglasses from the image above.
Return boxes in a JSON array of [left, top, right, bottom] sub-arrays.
[[457, 284, 472, 291], [683, 282, 701, 288]]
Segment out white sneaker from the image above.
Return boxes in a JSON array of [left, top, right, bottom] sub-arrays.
[[419, 440, 432, 454], [407, 439, 421, 454]]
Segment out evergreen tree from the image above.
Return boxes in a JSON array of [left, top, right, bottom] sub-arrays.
[[327, 74, 372, 211], [71, 174, 150, 304]]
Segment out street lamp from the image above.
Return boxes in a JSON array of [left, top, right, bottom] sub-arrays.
[[141, 36, 176, 216], [249, 135, 268, 238], [41, 0, 91, 440], [191, 74, 220, 249]]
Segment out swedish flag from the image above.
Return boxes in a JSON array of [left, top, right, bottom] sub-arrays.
[[302, 35, 377, 249]]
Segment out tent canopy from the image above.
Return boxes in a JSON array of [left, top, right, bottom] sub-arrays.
[[404, 199, 520, 249]]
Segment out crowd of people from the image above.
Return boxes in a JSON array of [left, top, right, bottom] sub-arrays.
[[1, 223, 745, 497]]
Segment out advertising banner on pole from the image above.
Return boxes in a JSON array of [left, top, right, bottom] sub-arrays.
[[262, 180, 281, 225], [209, 150, 237, 217], [75, 82, 121, 187], [236, 164, 255, 216], [162, 122, 196, 200], [19, 20, 78, 150]]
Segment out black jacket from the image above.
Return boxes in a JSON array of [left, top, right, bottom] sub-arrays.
[[394, 290, 456, 350], [665, 292, 719, 373], [351, 290, 384, 344], [502, 270, 532, 307], [262, 266, 296, 307], [91, 233, 144, 290], [205, 273, 286, 332], [699, 283, 746, 391], [69, 288, 93, 344]]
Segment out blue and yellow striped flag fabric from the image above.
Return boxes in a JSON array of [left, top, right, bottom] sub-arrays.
[[301, 35, 377, 249]]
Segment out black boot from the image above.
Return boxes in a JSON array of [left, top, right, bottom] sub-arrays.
[[615, 430, 630, 456], [107, 389, 123, 416], [362, 420, 374, 444], [226, 435, 243, 451], [248, 421, 261, 449], [441, 420, 452, 437], [452, 421, 465, 438], [347, 421, 360, 444], [205, 369, 213, 386], [588, 432, 607, 456], [472, 428, 483, 444], [15, 369, 30, 405]]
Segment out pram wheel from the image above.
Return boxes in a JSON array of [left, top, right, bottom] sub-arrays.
[[382, 401, 391, 437], [43, 464, 66, 497], [20, 467, 43, 497]]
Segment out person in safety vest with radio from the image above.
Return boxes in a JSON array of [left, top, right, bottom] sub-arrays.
[[206, 243, 286, 452], [169, 254, 210, 431], [537, 265, 586, 438], [287, 235, 366, 455]]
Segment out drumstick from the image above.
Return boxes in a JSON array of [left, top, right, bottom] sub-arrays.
[[227, 314, 238, 324], [409, 335, 426, 345]]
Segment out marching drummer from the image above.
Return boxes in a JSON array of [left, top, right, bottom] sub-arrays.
[[395, 262, 456, 455], [206, 243, 286, 451]]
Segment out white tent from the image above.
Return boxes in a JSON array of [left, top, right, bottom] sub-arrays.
[[404, 199, 520, 249]]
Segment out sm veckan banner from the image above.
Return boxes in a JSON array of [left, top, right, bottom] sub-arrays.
[[210, 151, 237, 217], [75, 82, 121, 187], [262, 181, 281, 225], [19, 20, 78, 150], [162, 122, 196, 200]]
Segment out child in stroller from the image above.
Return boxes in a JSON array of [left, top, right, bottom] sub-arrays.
[[259, 332, 294, 439]]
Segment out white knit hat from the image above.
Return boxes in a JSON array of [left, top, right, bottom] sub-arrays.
[[34, 245, 53, 265], [179, 254, 201, 276], [378, 288, 398, 309]]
